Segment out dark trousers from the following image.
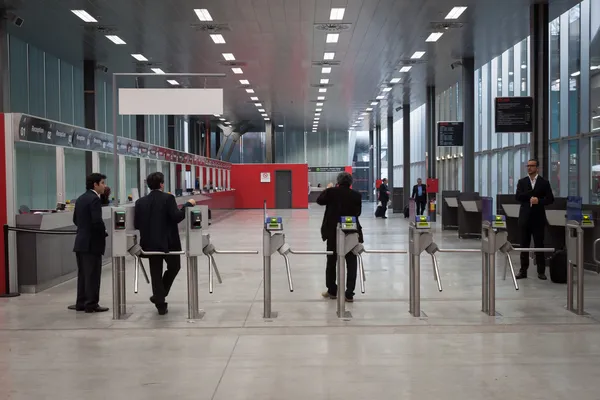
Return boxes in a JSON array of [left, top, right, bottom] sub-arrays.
[[75, 252, 102, 310], [148, 255, 181, 308], [416, 200, 426, 215], [519, 224, 546, 274], [326, 239, 358, 299]]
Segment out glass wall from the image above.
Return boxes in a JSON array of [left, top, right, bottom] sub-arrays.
[[436, 82, 463, 194], [14, 142, 57, 210]]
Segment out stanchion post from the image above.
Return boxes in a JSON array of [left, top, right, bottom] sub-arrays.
[[576, 224, 584, 314], [263, 228, 273, 319], [336, 225, 346, 318]]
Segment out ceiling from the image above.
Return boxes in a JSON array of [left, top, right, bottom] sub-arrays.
[[1, 0, 583, 133]]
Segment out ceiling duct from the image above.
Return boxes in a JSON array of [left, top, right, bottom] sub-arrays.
[[398, 59, 428, 65], [192, 23, 232, 32], [217, 61, 247, 67], [314, 23, 352, 32], [312, 61, 341, 67], [429, 21, 464, 30]]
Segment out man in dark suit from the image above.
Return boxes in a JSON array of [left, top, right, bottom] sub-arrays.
[[411, 178, 427, 215], [69, 173, 109, 313], [134, 172, 195, 315], [515, 159, 555, 280], [317, 172, 363, 302], [378, 178, 390, 219]]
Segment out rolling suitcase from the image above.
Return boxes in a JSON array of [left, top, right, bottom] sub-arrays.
[[549, 249, 567, 284], [375, 205, 385, 218], [403, 205, 409, 218]]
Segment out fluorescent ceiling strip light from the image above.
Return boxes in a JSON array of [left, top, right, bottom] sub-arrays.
[[250, 96, 259, 101], [446, 6, 467, 19], [106, 35, 126, 45], [240, 79, 250, 85], [265, 118, 270, 121], [319, 88, 327, 93], [232, 67, 243, 74], [71, 10, 97, 23], [317, 96, 325, 100], [366, 108, 373, 111], [376, 95, 385, 100], [320, 78, 330, 84], [322, 67, 332, 74], [258, 109, 265, 112], [330, 8, 345, 20], [210, 34, 226, 44], [571, 71, 581, 77], [411, 51, 426, 59], [316, 102, 324, 106], [324, 52, 335, 60], [382, 87, 392, 92], [255, 103, 263, 107], [315, 113, 321, 117], [222, 53, 235, 61], [371, 102, 378, 105], [246, 89, 255, 93], [426, 32, 444, 42], [167, 80, 179, 85], [151, 68, 165, 74], [262, 114, 268, 117], [316, 108, 322, 112], [278, 125, 284, 128], [131, 54, 148, 62], [400, 66, 412, 72], [219, 118, 226, 121], [326, 33, 340, 43], [214, 114, 221, 117], [194, 9, 213, 21], [390, 78, 401, 84]]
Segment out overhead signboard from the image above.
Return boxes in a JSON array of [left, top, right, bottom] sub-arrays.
[[118, 88, 224, 116], [437, 121, 464, 146], [308, 167, 346, 172], [495, 96, 533, 133]]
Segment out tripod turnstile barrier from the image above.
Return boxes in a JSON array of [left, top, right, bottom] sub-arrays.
[[566, 215, 595, 315], [262, 216, 332, 319]]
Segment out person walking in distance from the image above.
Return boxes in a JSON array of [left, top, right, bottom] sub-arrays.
[[317, 172, 363, 302], [411, 178, 427, 216], [515, 159, 554, 280], [378, 178, 390, 219], [69, 173, 109, 313], [134, 172, 196, 315]]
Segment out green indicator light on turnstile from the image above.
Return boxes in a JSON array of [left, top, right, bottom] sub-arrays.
[[345, 217, 353, 222]]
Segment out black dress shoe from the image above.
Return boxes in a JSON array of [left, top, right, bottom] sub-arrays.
[[157, 307, 168, 316], [149, 296, 156, 304], [85, 306, 109, 313], [68, 305, 84, 311], [515, 271, 527, 279], [538, 273, 548, 280]]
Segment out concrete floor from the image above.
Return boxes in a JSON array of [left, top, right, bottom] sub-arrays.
[[2, 205, 600, 399]]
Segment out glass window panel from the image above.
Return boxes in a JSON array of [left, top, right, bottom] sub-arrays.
[[44, 54, 60, 121], [64, 148, 86, 203], [569, 4, 581, 136], [549, 143, 561, 196], [591, 137, 600, 204], [550, 17, 561, 139], [15, 142, 57, 210], [568, 139, 579, 195]]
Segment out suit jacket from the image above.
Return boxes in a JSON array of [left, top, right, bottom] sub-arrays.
[[134, 190, 192, 253], [73, 190, 107, 255], [317, 185, 363, 243], [379, 184, 390, 203], [515, 175, 554, 227], [412, 184, 427, 201]]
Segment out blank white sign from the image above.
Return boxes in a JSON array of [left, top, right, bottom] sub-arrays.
[[118, 88, 224, 115]]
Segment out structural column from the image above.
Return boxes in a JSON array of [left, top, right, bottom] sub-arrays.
[[368, 127, 374, 201], [403, 105, 411, 207], [387, 115, 394, 190], [375, 124, 382, 180], [167, 115, 175, 149], [135, 78, 145, 190], [426, 86, 436, 179], [83, 60, 96, 176], [462, 57, 475, 192], [530, 2, 549, 176], [265, 121, 274, 163]]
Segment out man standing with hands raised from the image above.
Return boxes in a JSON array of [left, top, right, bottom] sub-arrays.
[[515, 159, 554, 280]]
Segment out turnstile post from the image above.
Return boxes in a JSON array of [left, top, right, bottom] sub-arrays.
[[336, 225, 347, 318], [263, 229, 274, 319]]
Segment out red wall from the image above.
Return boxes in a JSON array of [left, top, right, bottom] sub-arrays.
[[231, 163, 308, 209]]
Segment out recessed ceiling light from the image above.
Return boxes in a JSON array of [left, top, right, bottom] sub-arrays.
[[240, 79, 250, 85], [214, 114, 221, 117], [371, 101, 378, 105], [262, 113, 268, 117], [316, 102, 324, 106], [324, 52, 335, 60], [322, 67, 332, 74], [106, 35, 126, 45], [151, 68, 165, 74], [219, 118, 226, 121], [232, 67, 243, 74], [71, 10, 97, 23], [326, 33, 340, 43], [194, 9, 213, 21], [131, 54, 148, 62], [319, 88, 327, 93], [278, 124, 284, 128], [426, 32, 444, 42], [390, 78, 401, 84], [411, 51, 426, 59], [382, 87, 392, 92], [316, 108, 322, 112], [225, 121, 231, 125], [246, 88, 255, 93], [571, 71, 581, 77], [258, 109, 265, 112], [330, 7, 345, 20], [362, 112, 368, 116], [366, 108, 373, 111], [376, 95, 385, 100], [445, 6, 467, 20], [315, 113, 321, 117], [222, 53, 235, 61], [265, 117, 271, 121], [400, 66, 412, 72], [210, 34, 226, 44], [167, 80, 179, 85], [320, 78, 330, 84], [358, 117, 364, 120], [255, 103, 263, 107], [317, 96, 325, 100], [250, 97, 259, 101]]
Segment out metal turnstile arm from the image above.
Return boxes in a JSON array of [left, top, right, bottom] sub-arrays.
[[139, 250, 186, 256], [437, 249, 480, 253], [357, 254, 366, 294], [133, 257, 151, 294], [504, 253, 519, 290], [510, 247, 555, 253], [289, 250, 333, 255], [213, 250, 259, 255], [281, 253, 294, 292], [363, 249, 408, 254], [430, 253, 443, 292]]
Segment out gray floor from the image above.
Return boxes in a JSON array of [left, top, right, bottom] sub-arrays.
[[2, 205, 600, 399]]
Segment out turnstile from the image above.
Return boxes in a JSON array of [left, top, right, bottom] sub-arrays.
[[566, 215, 595, 315]]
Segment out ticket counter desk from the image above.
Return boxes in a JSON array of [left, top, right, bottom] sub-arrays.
[[308, 187, 325, 203], [15, 190, 236, 293]]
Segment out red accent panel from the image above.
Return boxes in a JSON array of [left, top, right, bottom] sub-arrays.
[[0, 114, 7, 295], [345, 166, 352, 174], [231, 163, 308, 209], [426, 178, 439, 193]]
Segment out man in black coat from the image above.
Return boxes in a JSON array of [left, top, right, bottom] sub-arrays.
[[134, 172, 195, 315], [411, 178, 427, 215], [317, 172, 363, 302], [515, 159, 555, 280], [69, 173, 109, 313], [378, 178, 390, 219]]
